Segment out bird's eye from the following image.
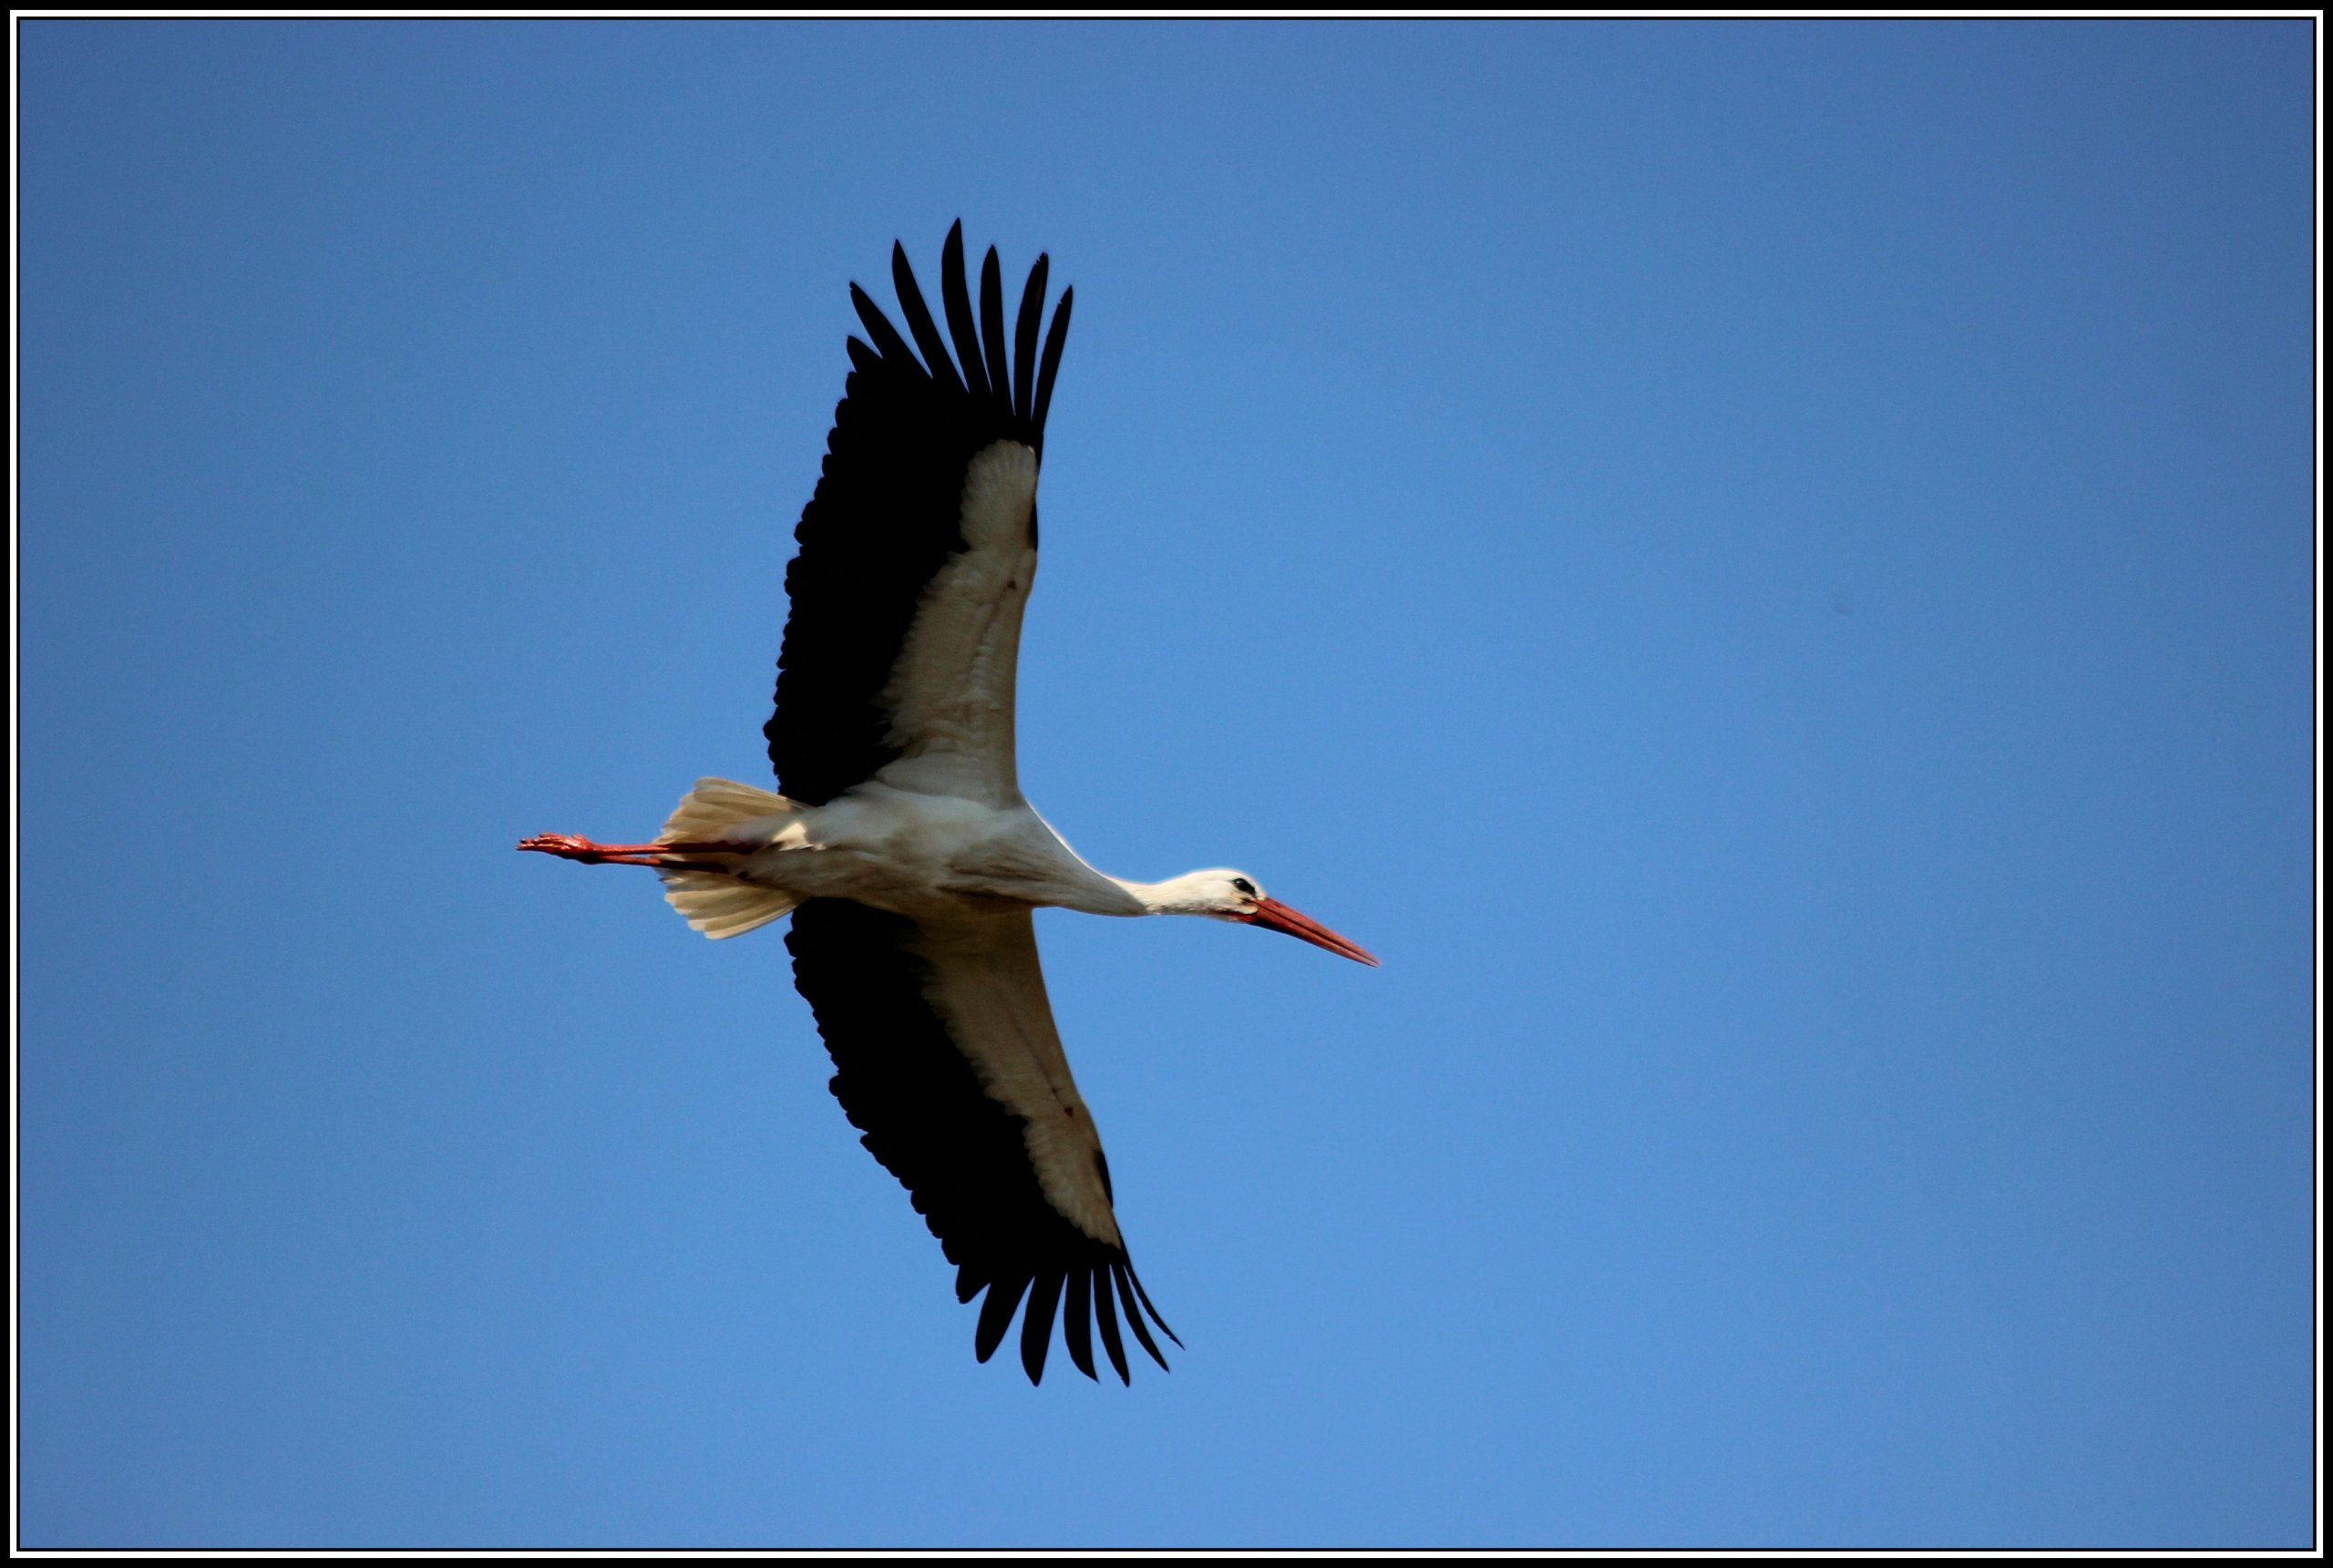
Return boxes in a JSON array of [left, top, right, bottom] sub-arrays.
[[1231, 878, 1256, 897]]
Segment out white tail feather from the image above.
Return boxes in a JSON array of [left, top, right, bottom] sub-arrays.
[[662, 870, 797, 938], [659, 776, 794, 844], [656, 777, 799, 940]]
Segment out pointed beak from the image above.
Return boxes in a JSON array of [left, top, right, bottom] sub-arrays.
[[1243, 897, 1380, 967]]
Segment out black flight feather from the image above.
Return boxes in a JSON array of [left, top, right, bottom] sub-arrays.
[[1114, 1261, 1170, 1371], [1064, 1267, 1097, 1382], [940, 223, 988, 402], [1012, 254, 1049, 425], [1021, 1269, 1065, 1385], [1093, 1266, 1132, 1384], [1032, 285, 1074, 437], [979, 248, 1012, 404], [849, 283, 918, 371], [1125, 1260, 1183, 1348], [891, 241, 964, 396], [975, 1273, 1029, 1363]]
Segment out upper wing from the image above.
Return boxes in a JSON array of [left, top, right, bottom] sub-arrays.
[[768, 224, 1073, 808], [785, 897, 1179, 1385]]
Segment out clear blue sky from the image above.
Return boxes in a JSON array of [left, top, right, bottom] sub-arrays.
[[17, 19, 2315, 1550]]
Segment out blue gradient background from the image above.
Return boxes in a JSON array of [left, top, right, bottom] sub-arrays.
[[17, 18, 2316, 1550]]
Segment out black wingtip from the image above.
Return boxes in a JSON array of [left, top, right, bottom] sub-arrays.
[[940, 221, 988, 402], [1124, 1258, 1183, 1350], [1012, 253, 1050, 424], [1031, 283, 1074, 436], [1064, 1267, 1098, 1382], [891, 239, 964, 395], [1113, 1261, 1172, 1372], [979, 246, 1012, 404], [848, 282, 917, 372], [974, 1275, 1031, 1364], [1020, 1270, 1066, 1386], [1093, 1266, 1133, 1385]]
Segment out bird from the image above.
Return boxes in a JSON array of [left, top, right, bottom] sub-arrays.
[[519, 223, 1375, 1385]]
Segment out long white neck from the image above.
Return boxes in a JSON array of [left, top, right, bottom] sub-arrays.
[[1045, 872, 1228, 917], [1016, 810, 1230, 917], [1110, 873, 1221, 916]]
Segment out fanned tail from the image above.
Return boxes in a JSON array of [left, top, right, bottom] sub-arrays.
[[656, 778, 800, 940]]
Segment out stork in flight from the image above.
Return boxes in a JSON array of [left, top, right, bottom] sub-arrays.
[[520, 224, 1375, 1385]]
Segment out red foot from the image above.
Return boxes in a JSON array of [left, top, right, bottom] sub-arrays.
[[517, 833, 749, 867], [517, 833, 663, 866]]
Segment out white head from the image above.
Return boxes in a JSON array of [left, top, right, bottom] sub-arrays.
[[1142, 868, 1378, 965]]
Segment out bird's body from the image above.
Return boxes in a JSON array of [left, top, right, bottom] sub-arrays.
[[523, 225, 1372, 1384], [581, 783, 1145, 917]]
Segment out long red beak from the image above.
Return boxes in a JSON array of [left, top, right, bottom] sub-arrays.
[[1243, 897, 1379, 967]]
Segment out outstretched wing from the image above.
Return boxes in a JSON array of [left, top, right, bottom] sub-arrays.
[[769, 223, 1074, 809], [785, 898, 1179, 1384]]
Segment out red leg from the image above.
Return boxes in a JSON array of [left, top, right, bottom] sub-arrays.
[[517, 833, 749, 866]]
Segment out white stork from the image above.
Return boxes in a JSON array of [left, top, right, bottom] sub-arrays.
[[519, 224, 1375, 1385]]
